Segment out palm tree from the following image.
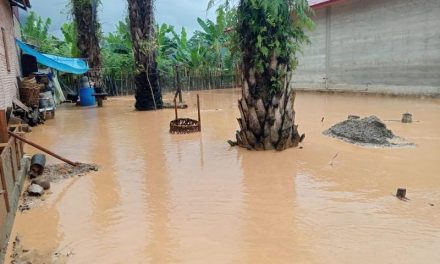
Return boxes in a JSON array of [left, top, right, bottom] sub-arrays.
[[211, 0, 312, 150], [127, 0, 163, 110], [71, 0, 104, 91]]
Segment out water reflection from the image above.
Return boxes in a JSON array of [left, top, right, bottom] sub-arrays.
[[6, 90, 440, 263]]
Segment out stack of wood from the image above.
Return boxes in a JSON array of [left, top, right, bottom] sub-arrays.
[[19, 77, 44, 107]]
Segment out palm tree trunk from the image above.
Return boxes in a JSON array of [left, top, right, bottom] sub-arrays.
[[72, 0, 104, 91], [127, 0, 163, 110], [236, 72, 303, 151], [234, 0, 305, 151]]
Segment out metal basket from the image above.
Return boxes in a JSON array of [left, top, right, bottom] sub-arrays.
[[169, 94, 201, 134]]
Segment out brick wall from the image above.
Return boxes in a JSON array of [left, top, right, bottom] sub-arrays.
[[0, 0, 21, 109]]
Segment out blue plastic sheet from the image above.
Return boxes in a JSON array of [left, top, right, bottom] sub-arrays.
[[16, 39, 89, 74]]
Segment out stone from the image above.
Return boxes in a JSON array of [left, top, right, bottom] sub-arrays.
[[27, 184, 44, 196], [31, 179, 51, 190]]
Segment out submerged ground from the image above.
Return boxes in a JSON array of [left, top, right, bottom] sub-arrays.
[[7, 89, 440, 263]]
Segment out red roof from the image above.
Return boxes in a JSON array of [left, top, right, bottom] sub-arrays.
[[309, 0, 346, 9]]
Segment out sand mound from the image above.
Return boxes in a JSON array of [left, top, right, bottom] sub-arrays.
[[323, 115, 413, 147]]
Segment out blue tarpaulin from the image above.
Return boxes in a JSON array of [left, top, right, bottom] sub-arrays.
[[16, 39, 89, 74]]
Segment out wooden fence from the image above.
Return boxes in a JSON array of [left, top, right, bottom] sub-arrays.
[[59, 73, 238, 97], [0, 135, 24, 215], [0, 110, 27, 260]]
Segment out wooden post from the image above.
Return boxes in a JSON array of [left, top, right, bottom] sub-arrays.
[[396, 188, 406, 199], [197, 94, 201, 131], [175, 65, 183, 103], [174, 98, 178, 120], [0, 110, 8, 143], [0, 109, 10, 211]]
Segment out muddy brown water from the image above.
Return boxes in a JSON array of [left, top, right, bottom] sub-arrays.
[[6, 89, 440, 263]]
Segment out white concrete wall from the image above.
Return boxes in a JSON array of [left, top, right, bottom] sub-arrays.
[[292, 0, 440, 96]]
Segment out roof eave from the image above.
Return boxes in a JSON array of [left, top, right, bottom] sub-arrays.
[[9, 0, 31, 10], [310, 0, 346, 9]]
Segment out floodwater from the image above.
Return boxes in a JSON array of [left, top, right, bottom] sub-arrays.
[[7, 89, 440, 264]]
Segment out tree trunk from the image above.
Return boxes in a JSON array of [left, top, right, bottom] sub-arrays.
[[127, 0, 163, 110], [235, 73, 304, 151], [72, 0, 104, 91], [234, 0, 305, 151]]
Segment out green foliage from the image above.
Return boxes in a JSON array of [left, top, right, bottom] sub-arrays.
[[209, 0, 313, 95], [60, 22, 80, 57], [102, 18, 135, 76], [21, 5, 240, 87], [21, 11, 78, 57]]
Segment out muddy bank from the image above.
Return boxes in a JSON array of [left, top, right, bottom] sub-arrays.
[[19, 163, 98, 212], [324, 115, 414, 147], [10, 235, 71, 264]]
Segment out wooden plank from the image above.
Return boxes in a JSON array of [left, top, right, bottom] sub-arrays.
[[0, 157, 10, 213], [12, 98, 30, 113], [1, 148, 13, 211], [9, 140, 18, 182], [0, 110, 8, 143], [0, 195, 8, 231], [15, 138, 22, 170]]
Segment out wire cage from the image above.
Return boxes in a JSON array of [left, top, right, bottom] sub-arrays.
[[169, 94, 201, 134]]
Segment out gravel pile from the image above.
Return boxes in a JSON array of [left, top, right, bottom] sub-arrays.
[[323, 115, 413, 147], [19, 163, 98, 212]]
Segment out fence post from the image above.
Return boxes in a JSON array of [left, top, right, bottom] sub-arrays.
[[0, 109, 10, 212]]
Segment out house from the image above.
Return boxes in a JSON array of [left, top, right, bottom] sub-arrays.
[[293, 0, 440, 96], [0, 0, 31, 109]]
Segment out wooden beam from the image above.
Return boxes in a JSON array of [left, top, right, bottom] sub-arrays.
[[12, 98, 30, 113], [8, 132, 78, 166], [0, 110, 9, 143]]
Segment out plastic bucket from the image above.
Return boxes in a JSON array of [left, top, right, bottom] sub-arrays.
[[30, 153, 46, 177], [79, 87, 96, 106]]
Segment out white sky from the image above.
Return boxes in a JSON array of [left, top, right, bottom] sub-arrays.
[[28, 0, 217, 37]]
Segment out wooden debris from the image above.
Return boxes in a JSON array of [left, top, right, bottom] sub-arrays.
[[396, 188, 407, 199], [402, 113, 412, 123]]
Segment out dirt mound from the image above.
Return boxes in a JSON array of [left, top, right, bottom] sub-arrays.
[[323, 115, 413, 147], [42, 163, 98, 183]]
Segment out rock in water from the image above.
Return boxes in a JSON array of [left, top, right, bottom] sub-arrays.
[[27, 184, 44, 196], [323, 115, 412, 147]]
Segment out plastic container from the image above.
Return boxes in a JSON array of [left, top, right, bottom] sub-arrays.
[[79, 87, 96, 106]]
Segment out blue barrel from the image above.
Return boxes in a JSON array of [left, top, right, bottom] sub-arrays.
[[79, 87, 96, 106]]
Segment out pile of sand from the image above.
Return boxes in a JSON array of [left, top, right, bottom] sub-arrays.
[[323, 115, 413, 147]]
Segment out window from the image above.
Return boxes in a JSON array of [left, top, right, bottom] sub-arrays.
[[1, 27, 11, 72]]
